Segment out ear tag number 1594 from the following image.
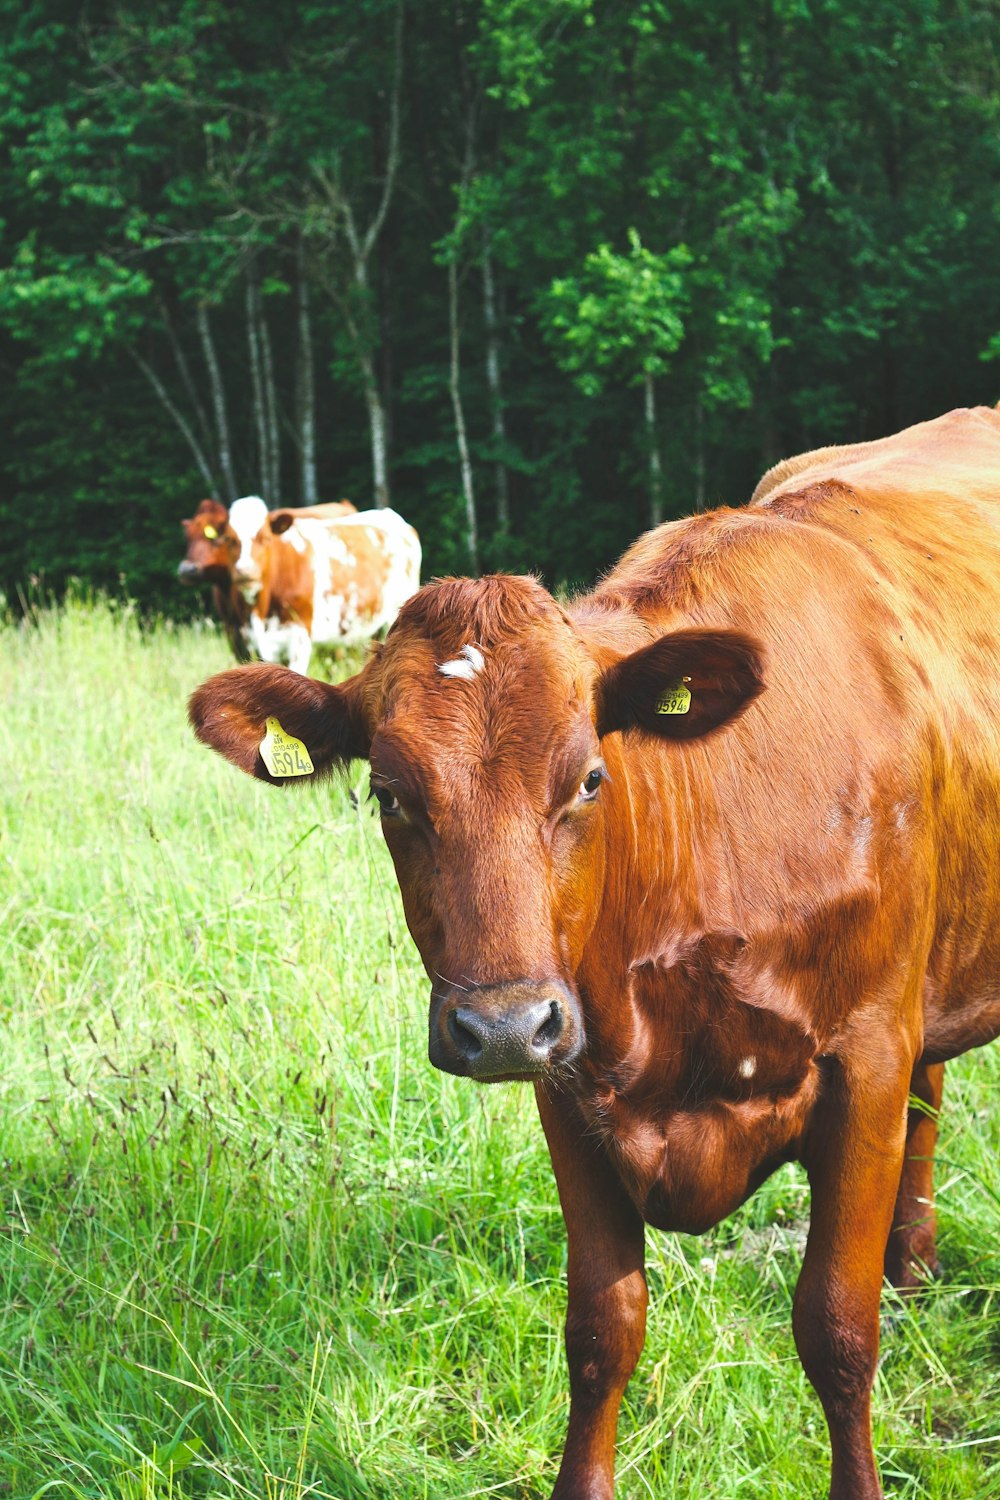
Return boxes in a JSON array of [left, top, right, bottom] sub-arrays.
[[259, 716, 314, 778]]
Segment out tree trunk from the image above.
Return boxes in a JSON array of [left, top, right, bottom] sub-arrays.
[[760, 359, 781, 474], [379, 225, 394, 487], [482, 241, 510, 533], [196, 302, 237, 502], [448, 259, 479, 572], [296, 240, 318, 505], [259, 308, 281, 501], [358, 345, 390, 508], [645, 371, 663, 528], [245, 262, 271, 495], [693, 397, 706, 513], [160, 297, 214, 463], [311, 2, 402, 512], [129, 346, 218, 494]]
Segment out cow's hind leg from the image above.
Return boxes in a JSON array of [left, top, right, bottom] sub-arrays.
[[795, 1041, 911, 1500], [884, 1058, 944, 1290], [535, 1085, 647, 1500]]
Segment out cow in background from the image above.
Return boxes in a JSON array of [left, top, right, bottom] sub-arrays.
[[233, 506, 421, 675], [177, 497, 252, 661], [178, 496, 357, 663]]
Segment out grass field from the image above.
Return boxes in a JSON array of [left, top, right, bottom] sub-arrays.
[[1, 596, 999, 1500]]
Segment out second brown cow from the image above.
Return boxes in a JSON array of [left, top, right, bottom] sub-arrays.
[[189, 406, 1000, 1499]]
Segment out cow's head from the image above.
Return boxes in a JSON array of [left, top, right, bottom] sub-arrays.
[[178, 499, 239, 586], [228, 496, 271, 600], [189, 576, 764, 1082], [231, 501, 328, 604]]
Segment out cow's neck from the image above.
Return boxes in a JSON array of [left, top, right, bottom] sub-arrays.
[[574, 731, 821, 1233]]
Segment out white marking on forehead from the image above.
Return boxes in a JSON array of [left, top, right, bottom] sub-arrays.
[[229, 495, 268, 543], [438, 643, 485, 680], [738, 1056, 756, 1079], [229, 496, 268, 577]]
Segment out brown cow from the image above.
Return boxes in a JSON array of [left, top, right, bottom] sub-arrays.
[[189, 406, 1000, 1500], [177, 498, 252, 662]]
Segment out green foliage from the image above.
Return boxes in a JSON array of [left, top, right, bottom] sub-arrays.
[[0, 0, 998, 601], [546, 230, 690, 396]]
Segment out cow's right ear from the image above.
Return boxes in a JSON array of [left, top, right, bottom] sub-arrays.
[[268, 511, 294, 536], [188, 664, 370, 784]]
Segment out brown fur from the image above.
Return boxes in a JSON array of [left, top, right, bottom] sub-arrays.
[[189, 406, 1000, 1500], [249, 513, 399, 644], [178, 499, 252, 662], [249, 520, 316, 635]]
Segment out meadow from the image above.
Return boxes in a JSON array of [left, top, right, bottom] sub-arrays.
[[1, 596, 999, 1500]]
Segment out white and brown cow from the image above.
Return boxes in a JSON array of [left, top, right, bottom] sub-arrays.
[[233, 505, 421, 674], [179, 496, 358, 663]]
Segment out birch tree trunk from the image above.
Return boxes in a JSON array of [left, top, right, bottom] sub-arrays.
[[379, 229, 394, 491], [160, 298, 215, 465], [196, 302, 237, 501], [448, 259, 479, 572], [645, 371, 663, 528], [311, 2, 402, 511], [246, 263, 271, 495], [259, 310, 281, 501], [694, 397, 706, 513], [129, 347, 218, 494], [359, 344, 390, 508], [482, 241, 510, 532], [296, 241, 318, 505]]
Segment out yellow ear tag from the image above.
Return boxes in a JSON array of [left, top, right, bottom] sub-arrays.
[[203, 525, 219, 539], [656, 678, 692, 716], [259, 716, 314, 778]]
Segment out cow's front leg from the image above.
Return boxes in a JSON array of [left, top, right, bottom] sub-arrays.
[[795, 1050, 911, 1500], [535, 1085, 647, 1500], [286, 624, 312, 676]]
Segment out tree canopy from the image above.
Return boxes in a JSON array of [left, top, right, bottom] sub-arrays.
[[1, 0, 998, 608]]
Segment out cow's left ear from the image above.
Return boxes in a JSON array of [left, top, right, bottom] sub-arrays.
[[189, 664, 370, 784], [596, 627, 765, 741]]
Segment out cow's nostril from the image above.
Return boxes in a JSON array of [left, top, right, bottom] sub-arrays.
[[532, 1000, 564, 1053], [448, 1007, 484, 1061]]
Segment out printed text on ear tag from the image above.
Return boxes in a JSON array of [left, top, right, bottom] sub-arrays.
[[259, 716, 315, 777], [656, 679, 692, 715]]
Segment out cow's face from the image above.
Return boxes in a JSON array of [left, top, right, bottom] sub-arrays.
[[189, 577, 764, 1083], [178, 501, 239, 586], [229, 496, 272, 600]]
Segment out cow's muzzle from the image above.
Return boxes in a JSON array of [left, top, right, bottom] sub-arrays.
[[177, 560, 202, 584], [429, 979, 584, 1080]]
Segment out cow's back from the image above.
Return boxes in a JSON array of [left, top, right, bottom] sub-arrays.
[[302, 508, 421, 646], [581, 407, 1000, 1058], [748, 406, 1000, 753]]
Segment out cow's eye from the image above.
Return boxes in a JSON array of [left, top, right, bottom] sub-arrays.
[[579, 768, 605, 801], [371, 784, 401, 817]]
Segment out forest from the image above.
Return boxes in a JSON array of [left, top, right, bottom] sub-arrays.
[[1, 0, 999, 608]]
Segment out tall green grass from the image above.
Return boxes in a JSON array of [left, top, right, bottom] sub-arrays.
[[1, 596, 998, 1498]]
